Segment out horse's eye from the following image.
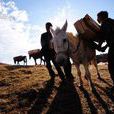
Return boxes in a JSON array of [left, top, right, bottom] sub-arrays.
[[63, 39, 67, 43]]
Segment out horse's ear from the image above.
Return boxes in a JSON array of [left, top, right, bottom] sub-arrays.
[[50, 28, 56, 37], [62, 20, 68, 32]]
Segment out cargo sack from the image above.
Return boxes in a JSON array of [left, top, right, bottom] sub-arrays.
[[83, 14, 100, 32], [74, 14, 100, 40]]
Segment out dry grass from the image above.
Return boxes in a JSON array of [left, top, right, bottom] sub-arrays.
[[0, 63, 114, 114]]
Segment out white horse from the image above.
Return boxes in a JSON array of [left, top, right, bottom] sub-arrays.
[[50, 21, 100, 86]]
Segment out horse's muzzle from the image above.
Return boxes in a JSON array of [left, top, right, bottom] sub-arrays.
[[55, 53, 68, 66]]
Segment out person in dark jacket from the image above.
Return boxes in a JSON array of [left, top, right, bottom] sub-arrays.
[[96, 11, 114, 93], [41, 22, 65, 81]]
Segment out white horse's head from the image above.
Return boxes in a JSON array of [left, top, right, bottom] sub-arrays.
[[50, 20, 70, 65]]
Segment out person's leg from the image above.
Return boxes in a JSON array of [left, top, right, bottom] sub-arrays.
[[108, 49, 114, 85], [107, 48, 114, 92]]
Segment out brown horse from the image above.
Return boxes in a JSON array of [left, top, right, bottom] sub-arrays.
[[13, 56, 27, 65], [28, 49, 45, 65]]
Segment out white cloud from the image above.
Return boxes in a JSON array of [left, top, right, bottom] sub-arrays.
[[10, 10, 28, 22], [49, 2, 77, 35], [0, 1, 78, 65], [0, 1, 42, 65], [0, 1, 105, 65], [6, 1, 17, 10], [0, 19, 28, 62]]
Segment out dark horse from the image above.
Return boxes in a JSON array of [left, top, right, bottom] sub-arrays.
[[13, 56, 27, 65], [28, 49, 45, 65]]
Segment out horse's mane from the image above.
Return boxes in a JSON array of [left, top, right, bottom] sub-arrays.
[[67, 32, 79, 47]]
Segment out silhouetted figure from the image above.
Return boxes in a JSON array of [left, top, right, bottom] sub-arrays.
[[87, 11, 114, 93], [41, 22, 65, 81], [96, 11, 114, 93]]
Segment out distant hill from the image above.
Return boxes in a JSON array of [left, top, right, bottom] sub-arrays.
[[0, 62, 9, 65]]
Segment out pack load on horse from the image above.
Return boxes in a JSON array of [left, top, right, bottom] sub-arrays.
[[74, 14, 100, 40], [13, 55, 27, 65], [28, 49, 45, 65]]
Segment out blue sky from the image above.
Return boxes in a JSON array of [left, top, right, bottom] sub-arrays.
[[14, 0, 114, 24], [0, 0, 114, 65]]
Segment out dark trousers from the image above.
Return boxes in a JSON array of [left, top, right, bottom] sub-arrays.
[[108, 47, 114, 84], [43, 50, 65, 80]]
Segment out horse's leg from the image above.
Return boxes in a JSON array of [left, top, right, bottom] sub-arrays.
[[41, 56, 45, 65], [42, 56, 45, 65], [83, 62, 91, 80], [92, 58, 101, 79], [44, 60, 46, 65], [14, 60, 16, 64], [42, 58, 45, 65], [23, 60, 25, 65], [24, 60, 27, 65], [25, 57, 27, 65], [83, 62, 93, 90], [63, 59, 74, 80], [26, 59, 27, 66], [40, 57, 42, 65], [75, 63, 82, 86], [34, 58, 37, 65]]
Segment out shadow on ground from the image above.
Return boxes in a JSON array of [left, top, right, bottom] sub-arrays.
[[28, 79, 82, 114]]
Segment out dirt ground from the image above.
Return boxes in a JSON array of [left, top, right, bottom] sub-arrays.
[[0, 63, 114, 114]]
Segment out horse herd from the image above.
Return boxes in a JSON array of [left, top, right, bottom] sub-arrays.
[[13, 49, 45, 65]]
